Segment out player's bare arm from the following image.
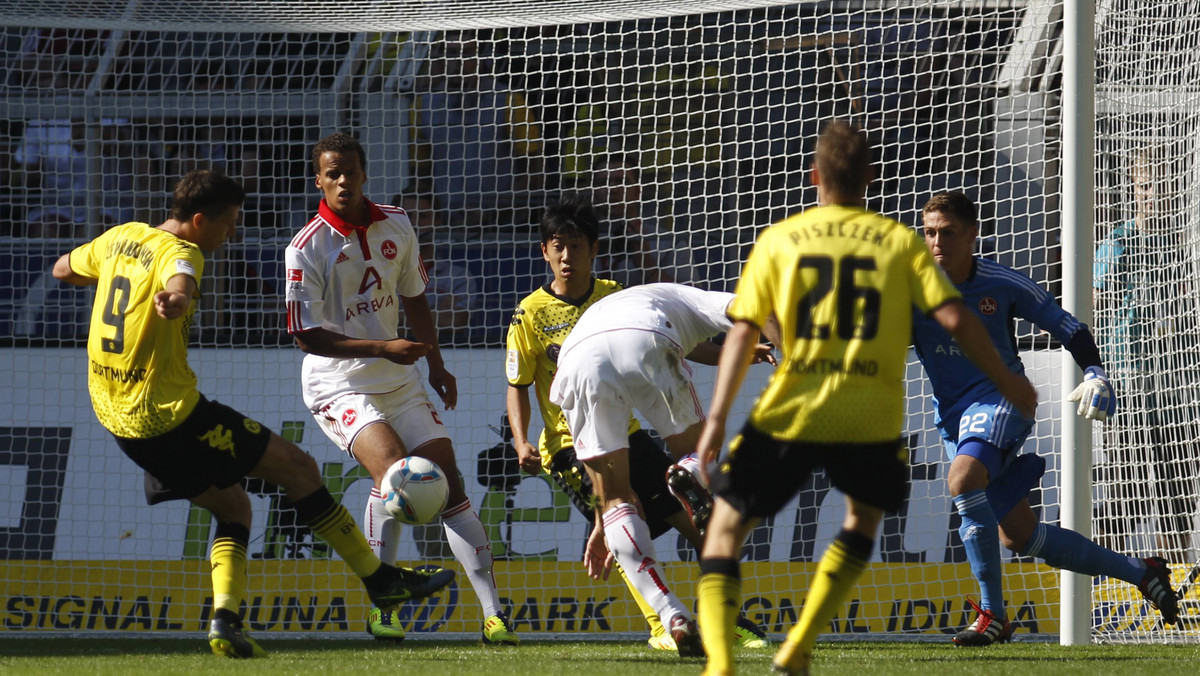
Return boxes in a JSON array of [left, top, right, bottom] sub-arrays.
[[293, 326, 430, 365], [401, 293, 458, 410], [505, 384, 542, 475], [583, 511, 614, 581], [154, 274, 197, 320], [50, 253, 97, 287], [697, 319, 760, 485], [687, 340, 775, 366], [931, 299, 1038, 418]]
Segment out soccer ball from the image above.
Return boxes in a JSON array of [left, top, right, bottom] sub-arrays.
[[380, 456, 450, 525]]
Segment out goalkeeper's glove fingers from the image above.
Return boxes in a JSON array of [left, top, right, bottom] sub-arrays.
[[1066, 365, 1116, 421]]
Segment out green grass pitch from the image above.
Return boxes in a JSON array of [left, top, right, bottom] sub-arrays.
[[2, 638, 1200, 676]]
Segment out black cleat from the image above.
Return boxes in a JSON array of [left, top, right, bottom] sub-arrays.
[[367, 563, 456, 608], [953, 599, 1013, 647], [665, 464, 712, 536], [1139, 556, 1180, 625], [208, 616, 267, 658]]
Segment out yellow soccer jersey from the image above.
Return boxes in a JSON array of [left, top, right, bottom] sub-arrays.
[[69, 222, 205, 438], [505, 278, 637, 468], [730, 205, 960, 443]]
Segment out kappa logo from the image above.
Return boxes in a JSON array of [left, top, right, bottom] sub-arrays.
[[978, 296, 998, 315], [342, 409, 358, 426], [198, 425, 236, 455], [381, 239, 398, 260]]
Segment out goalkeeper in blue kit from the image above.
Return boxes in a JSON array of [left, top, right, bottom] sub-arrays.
[[912, 191, 1180, 646]]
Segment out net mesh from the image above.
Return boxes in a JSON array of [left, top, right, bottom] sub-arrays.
[[0, 0, 1194, 644], [1091, 0, 1200, 643]]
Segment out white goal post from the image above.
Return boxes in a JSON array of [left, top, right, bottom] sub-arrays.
[[0, 0, 1196, 646]]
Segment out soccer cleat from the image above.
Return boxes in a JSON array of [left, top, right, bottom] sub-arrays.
[[647, 632, 677, 651], [668, 614, 705, 658], [733, 615, 770, 648], [481, 612, 520, 645], [367, 606, 406, 642], [367, 563, 456, 608], [1138, 556, 1181, 625], [772, 640, 811, 675], [665, 464, 713, 535], [208, 616, 267, 658], [953, 598, 1013, 647]]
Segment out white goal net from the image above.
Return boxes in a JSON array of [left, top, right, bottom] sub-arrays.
[[0, 0, 1194, 644]]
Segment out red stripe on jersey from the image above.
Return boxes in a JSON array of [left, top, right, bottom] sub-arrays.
[[290, 216, 325, 249], [418, 253, 430, 285]]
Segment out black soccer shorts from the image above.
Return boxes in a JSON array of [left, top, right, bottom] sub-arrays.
[[710, 423, 909, 520], [548, 429, 683, 538], [114, 396, 272, 505]]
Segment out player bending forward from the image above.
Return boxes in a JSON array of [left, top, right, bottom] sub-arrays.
[[54, 169, 453, 658], [506, 195, 770, 651], [694, 121, 1037, 676], [549, 282, 776, 657], [913, 191, 1180, 646], [285, 133, 516, 645]]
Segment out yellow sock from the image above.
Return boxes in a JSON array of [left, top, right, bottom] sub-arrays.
[[617, 560, 665, 637], [778, 533, 869, 671], [210, 528, 247, 614], [308, 502, 381, 578], [698, 571, 741, 674]]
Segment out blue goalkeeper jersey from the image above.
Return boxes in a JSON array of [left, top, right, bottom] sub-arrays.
[[911, 256, 1083, 430]]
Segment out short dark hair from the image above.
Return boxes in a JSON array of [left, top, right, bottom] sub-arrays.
[[815, 120, 871, 199], [169, 169, 245, 222], [922, 191, 977, 229], [311, 132, 367, 176], [540, 193, 601, 245]]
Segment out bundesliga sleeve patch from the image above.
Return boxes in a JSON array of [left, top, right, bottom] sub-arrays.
[[287, 268, 303, 282], [506, 349, 520, 381], [175, 259, 196, 276]]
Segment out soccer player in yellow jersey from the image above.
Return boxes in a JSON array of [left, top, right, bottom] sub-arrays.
[[693, 122, 1038, 676], [51, 169, 453, 659]]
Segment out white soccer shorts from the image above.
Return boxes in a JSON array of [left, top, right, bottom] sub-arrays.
[[312, 384, 449, 457], [551, 329, 705, 461]]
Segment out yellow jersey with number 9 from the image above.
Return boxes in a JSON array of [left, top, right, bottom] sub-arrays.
[[729, 205, 960, 443], [68, 223, 206, 439]]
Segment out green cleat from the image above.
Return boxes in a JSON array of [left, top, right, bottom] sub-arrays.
[[733, 615, 770, 649], [481, 612, 520, 645], [367, 606, 406, 642], [647, 632, 677, 651], [208, 616, 267, 658]]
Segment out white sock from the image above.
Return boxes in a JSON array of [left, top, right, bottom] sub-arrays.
[[442, 500, 501, 618], [602, 503, 690, 625], [676, 453, 704, 486], [365, 487, 400, 564]]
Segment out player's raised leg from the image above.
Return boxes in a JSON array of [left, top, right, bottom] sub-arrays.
[[1000, 500, 1180, 625], [250, 432, 455, 610]]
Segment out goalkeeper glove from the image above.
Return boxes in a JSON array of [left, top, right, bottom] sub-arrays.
[[1067, 365, 1116, 422]]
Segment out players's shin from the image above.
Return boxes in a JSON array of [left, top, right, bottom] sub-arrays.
[[780, 530, 872, 669], [210, 522, 250, 615], [954, 489, 1005, 618], [698, 558, 741, 674], [603, 503, 689, 624], [443, 500, 502, 618]]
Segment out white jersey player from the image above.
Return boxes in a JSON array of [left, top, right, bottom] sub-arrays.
[[549, 282, 776, 657], [284, 132, 517, 645]]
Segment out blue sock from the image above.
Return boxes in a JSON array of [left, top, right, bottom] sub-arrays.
[[1022, 523, 1146, 584], [954, 489, 1005, 618]]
